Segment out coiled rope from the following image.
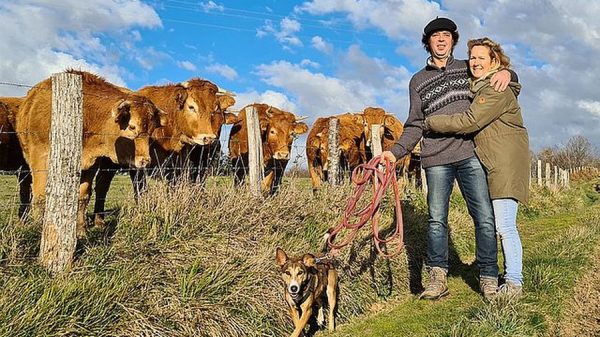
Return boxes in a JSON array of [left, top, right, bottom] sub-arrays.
[[327, 155, 405, 258]]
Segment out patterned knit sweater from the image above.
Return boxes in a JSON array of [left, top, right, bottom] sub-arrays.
[[390, 56, 475, 168]]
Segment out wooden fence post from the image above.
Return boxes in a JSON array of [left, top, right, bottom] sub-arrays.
[[370, 125, 382, 158], [245, 106, 263, 197], [370, 124, 383, 190], [39, 72, 83, 274], [545, 163, 551, 188], [328, 118, 340, 185], [554, 165, 558, 188], [537, 160, 542, 186]]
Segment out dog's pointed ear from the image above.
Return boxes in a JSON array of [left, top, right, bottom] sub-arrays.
[[302, 254, 316, 268], [276, 247, 288, 267]]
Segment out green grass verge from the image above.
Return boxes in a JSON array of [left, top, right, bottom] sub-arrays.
[[0, 175, 597, 336], [322, 180, 600, 337]]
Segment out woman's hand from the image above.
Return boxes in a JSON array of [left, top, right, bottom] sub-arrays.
[[381, 151, 397, 163], [490, 69, 511, 92]]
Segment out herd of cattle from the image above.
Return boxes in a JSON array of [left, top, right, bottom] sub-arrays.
[[0, 70, 419, 238]]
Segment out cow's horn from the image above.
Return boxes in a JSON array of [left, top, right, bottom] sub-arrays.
[[180, 81, 190, 88], [216, 86, 236, 97], [295, 115, 308, 121]]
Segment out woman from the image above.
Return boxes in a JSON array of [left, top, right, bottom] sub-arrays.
[[424, 37, 529, 299]]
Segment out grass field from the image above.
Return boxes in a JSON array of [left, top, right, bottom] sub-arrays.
[[0, 173, 598, 336]]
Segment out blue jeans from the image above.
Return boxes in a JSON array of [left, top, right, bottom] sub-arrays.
[[492, 198, 523, 285], [425, 156, 498, 278]]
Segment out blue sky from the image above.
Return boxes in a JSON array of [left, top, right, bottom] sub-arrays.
[[2, 0, 600, 155]]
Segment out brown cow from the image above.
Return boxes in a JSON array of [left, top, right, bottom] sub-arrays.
[[93, 79, 237, 227], [181, 91, 237, 184], [357, 107, 414, 176], [306, 113, 367, 191], [14, 70, 166, 237], [229, 103, 308, 194], [0, 97, 31, 216]]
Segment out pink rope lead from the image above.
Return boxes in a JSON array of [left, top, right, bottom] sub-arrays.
[[327, 155, 405, 258]]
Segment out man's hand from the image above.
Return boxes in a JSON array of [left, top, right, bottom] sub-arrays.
[[490, 69, 511, 92], [381, 151, 397, 163]]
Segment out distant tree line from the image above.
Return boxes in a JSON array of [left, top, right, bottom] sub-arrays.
[[535, 135, 599, 169]]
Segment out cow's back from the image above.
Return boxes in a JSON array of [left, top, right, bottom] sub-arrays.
[[15, 71, 143, 169]]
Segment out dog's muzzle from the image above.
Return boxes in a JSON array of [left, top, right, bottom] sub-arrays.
[[288, 284, 300, 300]]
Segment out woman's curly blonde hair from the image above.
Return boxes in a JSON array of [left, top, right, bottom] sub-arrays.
[[467, 37, 511, 69]]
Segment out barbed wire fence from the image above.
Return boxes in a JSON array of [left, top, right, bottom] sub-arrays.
[[0, 73, 589, 271]]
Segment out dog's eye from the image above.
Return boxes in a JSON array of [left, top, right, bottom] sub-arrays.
[[298, 271, 304, 275], [285, 271, 291, 276]]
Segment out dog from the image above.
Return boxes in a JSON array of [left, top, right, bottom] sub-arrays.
[[275, 247, 338, 337]]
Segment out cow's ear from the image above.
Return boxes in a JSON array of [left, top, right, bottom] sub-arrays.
[[302, 254, 316, 268], [340, 139, 353, 151], [384, 115, 397, 127], [276, 248, 288, 267], [218, 95, 236, 111], [310, 138, 320, 148], [224, 112, 238, 124], [259, 116, 269, 132], [176, 91, 188, 110], [156, 108, 168, 127], [293, 123, 309, 135], [112, 99, 131, 124]]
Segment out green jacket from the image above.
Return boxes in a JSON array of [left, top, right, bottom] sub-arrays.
[[425, 73, 530, 205]]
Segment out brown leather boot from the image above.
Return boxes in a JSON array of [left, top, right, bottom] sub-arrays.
[[479, 276, 499, 300], [496, 281, 523, 300], [419, 267, 449, 300]]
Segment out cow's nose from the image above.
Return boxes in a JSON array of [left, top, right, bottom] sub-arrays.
[[135, 156, 150, 168], [290, 285, 299, 293], [274, 151, 290, 160], [194, 134, 217, 145]]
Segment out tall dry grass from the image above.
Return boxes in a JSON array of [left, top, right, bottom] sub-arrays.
[[0, 175, 593, 336], [0, 177, 421, 336]]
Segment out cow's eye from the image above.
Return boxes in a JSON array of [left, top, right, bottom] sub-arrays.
[[128, 125, 136, 131], [188, 105, 196, 112]]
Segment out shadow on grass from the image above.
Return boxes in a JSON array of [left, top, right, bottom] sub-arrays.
[[75, 207, 122, 257], [402, 199, 480, 295]]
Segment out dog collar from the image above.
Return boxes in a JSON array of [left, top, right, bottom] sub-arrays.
[[294, 273, 316, 306]]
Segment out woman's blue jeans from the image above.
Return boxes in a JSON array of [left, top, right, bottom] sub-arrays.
[[425, 156, 498, 278], [492, 198, 523, 285]]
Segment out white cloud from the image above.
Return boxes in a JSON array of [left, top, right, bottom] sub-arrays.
[[200, 1, 224, 12], [311, 36, 333, 54], [177, 61, 198, 72], [296, 0, 440, 39], [254, 45, 411, 121], [205, 63, 238, 80], [0, 0, 161, 96], [233, 90, 298, 114], [295, 0, 600, 150], [577, 100, 600, 116], [257, 17, 303, 49], [300, 59, 320, 68]]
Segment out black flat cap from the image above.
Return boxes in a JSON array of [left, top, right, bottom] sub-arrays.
[[424, 17, 457, 36]]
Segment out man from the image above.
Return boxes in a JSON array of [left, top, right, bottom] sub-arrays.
[[382, 17, 514, 300]]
